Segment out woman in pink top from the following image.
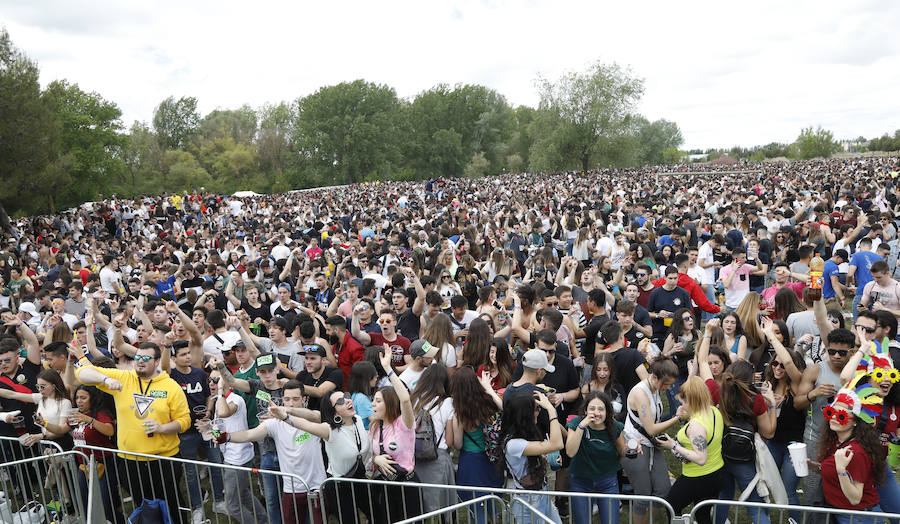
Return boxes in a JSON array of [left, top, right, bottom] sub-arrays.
[[369, 346, 421, 522]]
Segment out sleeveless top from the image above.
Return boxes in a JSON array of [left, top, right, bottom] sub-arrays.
[[804, 360, 842, 444], [676, 406, 724, 477], [773, 388, 806, 444], [624, 380, 661, 447], [729, 335, 744, 355]]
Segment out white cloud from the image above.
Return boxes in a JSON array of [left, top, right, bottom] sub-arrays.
[[3, 0, 899, 150]]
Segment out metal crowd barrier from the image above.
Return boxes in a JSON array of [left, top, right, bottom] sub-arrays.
[[0, 450, 89, 524], [690, 500, 900, 524], [317, 476, 677, 524], [76, 443, 315, 524]]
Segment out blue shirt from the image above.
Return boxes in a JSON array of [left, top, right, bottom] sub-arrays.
[[849, 250, 883, 297], [155, 275, 176, 297], [822, 260, 840, 299]]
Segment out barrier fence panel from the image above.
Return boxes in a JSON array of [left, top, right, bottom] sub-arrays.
[[690, 499, 900, 524], [318, 476, 677, 524], [77, 443, 315, 524], [394, 495, 508, 524], [0, 450, 88, 524]]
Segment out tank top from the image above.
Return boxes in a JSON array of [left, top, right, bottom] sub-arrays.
[[676, 406, 724, 477], [729, 335, 743, 355], [804, 360, 842, 444], [624, 380, 661, 447], [773, 388, 806, 443]]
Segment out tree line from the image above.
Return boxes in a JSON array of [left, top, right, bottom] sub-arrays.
[[1, 29, 692, 216]]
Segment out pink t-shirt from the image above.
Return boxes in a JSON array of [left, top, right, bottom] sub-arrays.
[[371, 416, 415, 472], [761, 281, 805, 307], [718, 263, 755, 309]]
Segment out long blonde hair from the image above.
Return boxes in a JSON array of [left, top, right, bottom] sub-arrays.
[[733, 292, 764, 347]]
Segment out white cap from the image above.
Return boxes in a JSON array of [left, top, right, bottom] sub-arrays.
[[522, 349, 555, 373]]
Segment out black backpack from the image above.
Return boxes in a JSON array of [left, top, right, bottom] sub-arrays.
[[722, 416, 756, 463]]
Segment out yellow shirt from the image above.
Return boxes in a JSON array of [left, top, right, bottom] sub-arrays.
[[77, 366, 190, 460], [676, 406, 724, 477]]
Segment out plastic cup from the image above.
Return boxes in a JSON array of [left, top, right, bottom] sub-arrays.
[[889, 442, 900, 468], [663, 317, 673, 327], [197, 418, 213, 441], [788, 442, 808, 477]]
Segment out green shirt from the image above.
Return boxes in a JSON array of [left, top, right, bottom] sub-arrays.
[[462, 427, 486, 453], [566, 417, 623, 479], [234, 363, 259, 428]]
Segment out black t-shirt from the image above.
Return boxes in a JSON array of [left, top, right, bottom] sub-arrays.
[[623, 325, 648, 351], [609, 347, 647, 393], [0, 359, 42, 436], [247, 379, 284, 454], [241, 298, 272, 324], [646, 286, 692, 343], [748, 250, 769, 289], [169, 366, 210, 428], [582, 313, 611, 366], [396, 307, 420, 342], [510, 355, 581, 420], [296, 366, 344, 412]]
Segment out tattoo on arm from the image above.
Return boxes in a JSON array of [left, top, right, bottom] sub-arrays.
[[639, 405, 648, 418], [691, 435, 708, 452]]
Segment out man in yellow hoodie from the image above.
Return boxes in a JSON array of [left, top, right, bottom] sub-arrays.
[[76, 342, 191, 524]]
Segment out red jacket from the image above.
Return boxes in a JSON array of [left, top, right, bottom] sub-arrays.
[[651, 273, 720, 314], [337, 331, 365, 385]]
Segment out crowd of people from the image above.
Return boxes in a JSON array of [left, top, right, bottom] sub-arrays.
[[0, 156, 899, 524]]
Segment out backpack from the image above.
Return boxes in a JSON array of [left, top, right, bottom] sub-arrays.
[[414, 407, 438, 461], [722, 416, 756, 463]]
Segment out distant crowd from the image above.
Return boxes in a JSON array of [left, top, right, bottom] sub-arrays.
[[0, 156, 899, 524]]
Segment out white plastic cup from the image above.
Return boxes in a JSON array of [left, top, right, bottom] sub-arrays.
[[788, 442, 808, 477]]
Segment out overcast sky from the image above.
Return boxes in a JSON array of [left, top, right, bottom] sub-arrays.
[[3, 0, 899, 150]]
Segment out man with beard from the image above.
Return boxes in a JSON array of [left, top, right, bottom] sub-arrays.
[[295, 344, 343, 411], [325, 315, 365, 384], [76, 342, 191, 524]]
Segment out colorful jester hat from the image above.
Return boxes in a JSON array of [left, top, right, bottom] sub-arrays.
[[855, 338, 900, 384], [832, 373, 884, 425]]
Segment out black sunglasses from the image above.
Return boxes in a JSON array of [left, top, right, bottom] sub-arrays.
[[770, 360, 784, 369], [333, 393, 352, 407], [827, 349, 849, 357], [854, 324, 876, 334]]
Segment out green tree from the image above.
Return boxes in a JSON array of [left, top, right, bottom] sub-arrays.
[[463, 152, 489, 179], [257, 102, 296, 181], [199, 105, 257, 144], [120, 121, 164, 193], [294, 80, 404, 185], [153, 96, 200, 150], [42, 80, 126, 206], [637, 118, 683, 165], [795, 126, 840, 159], [534, 61, 644, 172], [0, 29, 60, 216]]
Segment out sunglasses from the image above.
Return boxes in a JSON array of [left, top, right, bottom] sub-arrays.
[[333, 393, 352, 407], [682, 316, 693, 322], [0, 357, 14, 365], [827, 348, 849, 357], [377, 318, 393, 325], [770, 360, 785, 369], [442, 275, 450, 278], [854, 324, 876, 334], [546, 301, 559, 307], [822, 405, 852, 425], [133, 355, 154, 362]]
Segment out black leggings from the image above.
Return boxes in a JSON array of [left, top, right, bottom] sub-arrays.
[[666, 468, 723, 524]]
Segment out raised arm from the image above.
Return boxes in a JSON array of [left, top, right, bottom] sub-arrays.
[[224, 279, 241, 308], [351, 304, 373, 346], [211, 358, 251, 393], [840, 327, 873, 384], [266, 402, 330, 440], [522, 393, 564, 456], [11, 318, 41, 365], [812, 293, 834, 340], [761, 317, 803, 384]]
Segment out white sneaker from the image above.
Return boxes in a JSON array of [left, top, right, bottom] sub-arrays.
[[213, 501, 228, 515], [191, 507, 206, 524]]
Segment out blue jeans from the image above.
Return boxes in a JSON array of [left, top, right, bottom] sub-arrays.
[[570, 474, 619, 524], [703, 286, 718, 321], [832, 505, 883, 524], [205, 439, 225, 504], [178, 430, 205, 509], [260, 450, 283, 524], [715, 461, 771, 524], [665, 376, 687, 419], [877, 463, 900, 523], [765, 440, 800, 521], [852, 294, 862, 321], [510, 487, 561, 524]]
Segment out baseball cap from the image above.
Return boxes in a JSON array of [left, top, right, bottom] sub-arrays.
[[409, 339, 439, 359], [522, 349, 555, 373], [255, 353, 278, 371]]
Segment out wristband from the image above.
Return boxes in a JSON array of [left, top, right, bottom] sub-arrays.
[[387, 371, 395, 378], [101, 377, 109, 387], [549, 417, 558, 422], [838, 471, 850, 477], [806, 392, 812, 403]]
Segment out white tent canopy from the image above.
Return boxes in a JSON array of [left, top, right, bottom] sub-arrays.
[[232, 190, 262, 198]]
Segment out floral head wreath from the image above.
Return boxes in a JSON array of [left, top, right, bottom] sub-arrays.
[[832, 372, 884, 425], [856, 338, 900, 384]]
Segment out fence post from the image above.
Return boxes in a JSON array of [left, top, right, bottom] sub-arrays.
[[85, 455, 107, 524]]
